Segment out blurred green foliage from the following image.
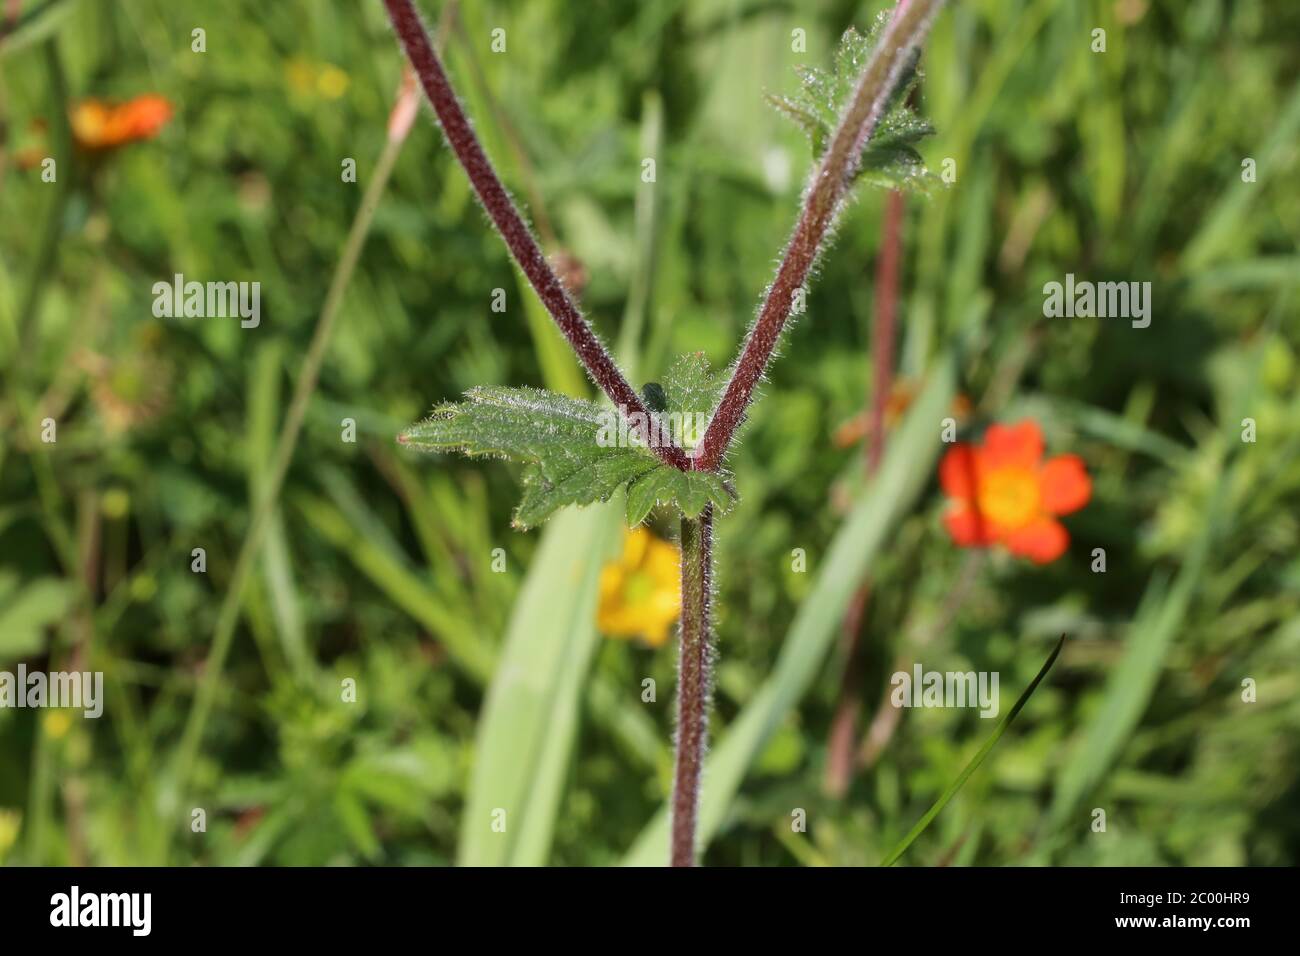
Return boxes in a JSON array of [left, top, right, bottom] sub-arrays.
[[0, 0, 1297, 866]]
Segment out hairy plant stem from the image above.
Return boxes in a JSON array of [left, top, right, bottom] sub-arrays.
[[695, 0, 944, 471], [672, 506, 714, 866], [383, 0, 689, 470]]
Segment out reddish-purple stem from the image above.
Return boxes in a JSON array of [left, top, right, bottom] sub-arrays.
[[671, 506, 713, 866], [694, 0, 943, 472], [823, 187, 905, 797], [383, 0, 689, 470]]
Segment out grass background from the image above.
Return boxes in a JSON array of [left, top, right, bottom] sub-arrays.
[[1, 0, 1298, 866]]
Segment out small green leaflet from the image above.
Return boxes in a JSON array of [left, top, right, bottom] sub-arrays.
[[400, 354, 736, 530], [624, 466, 732, 529], [767, 16, 940, 195]]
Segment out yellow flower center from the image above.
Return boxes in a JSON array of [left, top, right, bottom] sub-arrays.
[[624, 570, 656, 606], [597, 527, 681, 647], [976, 467, 1039, 529]]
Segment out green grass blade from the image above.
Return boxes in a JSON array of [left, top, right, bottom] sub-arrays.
[[295, 494, 494, 683], [880, 634, 1066, 867], [1182, 80, 1300, 272], [457, 502, 622, 866], [1044, 310, 1281, 829], [247, 343, 311, 681], [519, 283, 588, 399], [0, 0, 76, 61], [1046, 568, 1188, 828]]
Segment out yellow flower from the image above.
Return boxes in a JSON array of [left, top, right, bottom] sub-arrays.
[[286, 58, 350, 100], [43, 710, 72, 739], [286, 58, 317, 96], [316, 65, 350, 99], [597, 528, 681, 648]]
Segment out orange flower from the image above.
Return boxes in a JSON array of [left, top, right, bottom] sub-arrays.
[[938, 419, 1090, 564], [70, 95, 172, 151], [833, 380, 971, 449]]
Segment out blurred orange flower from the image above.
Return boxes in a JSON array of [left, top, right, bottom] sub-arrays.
[[598, 527, 681, 647], [70, 95, 172, 151], [939, 419, 1091, 564], [833, 379, 971, 449]]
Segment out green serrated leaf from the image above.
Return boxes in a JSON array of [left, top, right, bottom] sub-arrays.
[[625, 467, 678, 527], [405, 356, 737, 530], [518, 453, 658, 530], [625, 466, 735, 525], [660, 352, 726, 416], [673, 472, 733, 518], [655, 351, 728, 455], [770, 17, 940, 195], [403, 386, 604, 462], [402, 386, 660, 529], [764, 93, 823, 143]]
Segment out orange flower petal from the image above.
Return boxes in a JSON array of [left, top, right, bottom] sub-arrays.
[[943, 502, 996, 547], [118, 95, 172, 141], [980, 419, 1043, 470], [1003, 517, 1069, 564], [939, 443, 979, 501], [1040, 454, 1091, 516]]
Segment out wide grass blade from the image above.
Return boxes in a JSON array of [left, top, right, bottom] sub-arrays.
[[457, 502, 622, 865], [880, 634, 1066, 866], [247, 343, 311, 681], [1046, 568, 1191, 828]]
